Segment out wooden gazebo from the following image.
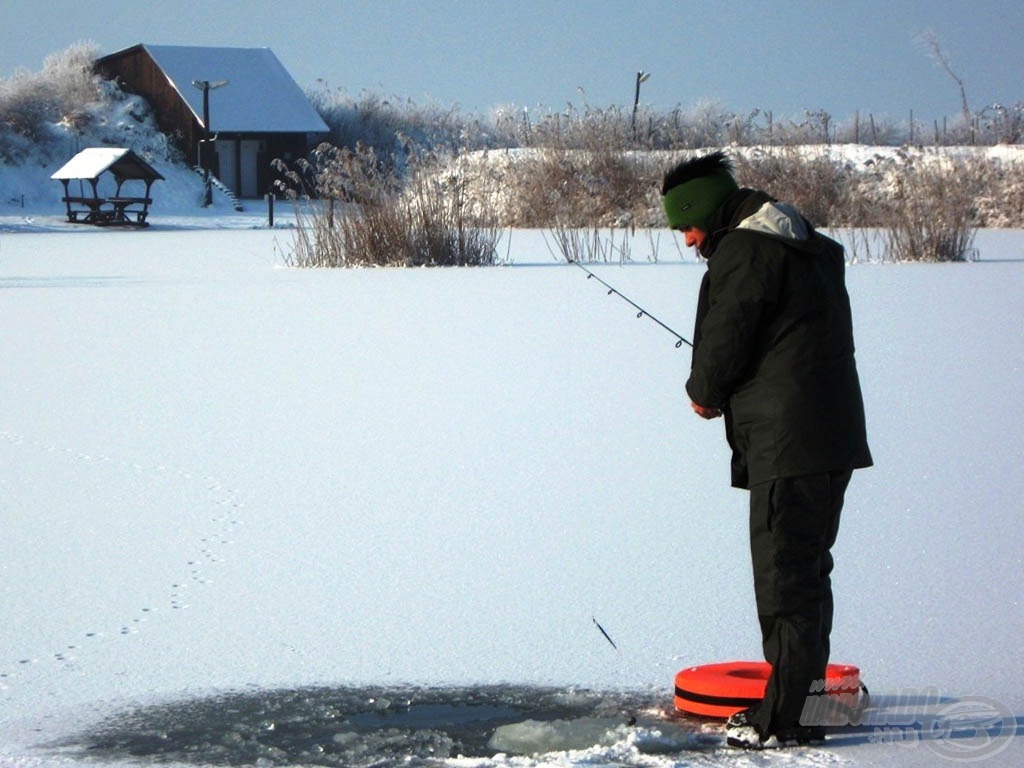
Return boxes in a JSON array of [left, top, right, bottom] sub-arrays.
[[51, 148, 163, 226]]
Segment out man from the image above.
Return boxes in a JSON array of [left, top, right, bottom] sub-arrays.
[[662, 151, 872, 749]]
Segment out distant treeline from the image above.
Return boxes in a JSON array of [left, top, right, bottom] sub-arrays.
[[4, 42, 1022, 165], [307, 83, 1024, 156]]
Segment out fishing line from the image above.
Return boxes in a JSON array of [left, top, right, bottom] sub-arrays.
[[592, 616, 642, 726], [568, 259, 693, 349]]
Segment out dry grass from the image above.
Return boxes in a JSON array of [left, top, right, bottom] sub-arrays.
[[877, 150, 981, 261], [278, 141, 1015, 265], [276, 142, 502, 268], [284, 86, 1024, 266], [731, 147, 856, 227]]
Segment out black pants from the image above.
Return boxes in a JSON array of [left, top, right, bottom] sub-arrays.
[[746, 469, 852, 736]]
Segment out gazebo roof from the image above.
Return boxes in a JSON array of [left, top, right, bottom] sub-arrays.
[[51, 148, 164, 183]]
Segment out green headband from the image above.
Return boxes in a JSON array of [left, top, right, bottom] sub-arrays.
[[662, 170, 738, 231]]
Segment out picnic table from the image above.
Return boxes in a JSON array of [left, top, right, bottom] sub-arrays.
[[60, 195, 154, 225], [60, 195, 114, 224], [108, 196, 153, 225]]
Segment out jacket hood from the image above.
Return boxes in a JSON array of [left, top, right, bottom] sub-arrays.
[[700, 188, 813, 259], [735, 200, 810, 241]]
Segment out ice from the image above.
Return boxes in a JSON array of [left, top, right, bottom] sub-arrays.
[[0, 223, 1021, 768], [488, 718, 627, 754]]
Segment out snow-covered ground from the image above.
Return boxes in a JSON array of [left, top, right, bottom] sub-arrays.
[[1, 197, 1022, 766]]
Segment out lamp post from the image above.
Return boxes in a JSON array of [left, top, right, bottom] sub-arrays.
[[191, 78, 229, 207], [632, 70, 650, 141]]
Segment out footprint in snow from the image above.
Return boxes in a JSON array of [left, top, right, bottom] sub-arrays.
[[0, 430, 246, 686]]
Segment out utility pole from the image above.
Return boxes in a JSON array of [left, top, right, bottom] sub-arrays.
[[191, 78, 229, 207], [632, 70, 650, 141]]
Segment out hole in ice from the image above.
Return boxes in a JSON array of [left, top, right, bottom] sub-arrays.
[[47, 685, 674, 765]]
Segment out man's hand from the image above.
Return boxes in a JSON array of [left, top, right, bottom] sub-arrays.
[[690, 401, 722, 420]]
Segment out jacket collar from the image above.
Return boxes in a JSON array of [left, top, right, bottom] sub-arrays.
[[699, 188, 776, 260]]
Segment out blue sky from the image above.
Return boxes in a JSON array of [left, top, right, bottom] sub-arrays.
[[3, 0, 1021, 126]]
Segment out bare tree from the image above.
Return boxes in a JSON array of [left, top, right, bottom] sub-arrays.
[[920, 29, 971, 132]]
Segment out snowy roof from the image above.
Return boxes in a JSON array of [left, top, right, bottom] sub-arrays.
[[50, 147, 164, 181], [110, 44, 329, 134]]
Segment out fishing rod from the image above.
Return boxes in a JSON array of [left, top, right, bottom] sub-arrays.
[[568, 259, 693, 349], [592, 616, 619, 650]]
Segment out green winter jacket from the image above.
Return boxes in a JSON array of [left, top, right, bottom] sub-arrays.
[[686, 189, 872, 489]]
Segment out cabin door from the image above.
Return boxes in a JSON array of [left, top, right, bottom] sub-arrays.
[[238, 140, 260, 198], [216, 139, 262, 198]]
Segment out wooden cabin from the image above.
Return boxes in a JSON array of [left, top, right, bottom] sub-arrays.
[[95, 44, 328, 199]]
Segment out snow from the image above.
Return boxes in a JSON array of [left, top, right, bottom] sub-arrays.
[[2, 136, 1024, 765], [49, 148, 163, 182]]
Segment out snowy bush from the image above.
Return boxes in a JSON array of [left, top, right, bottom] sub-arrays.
[[731, 147, 857, 227], [448, 147, 874, 230], [272, 136, 1021, 264], [306, 84, 497, 163], [277, 142, 501, 267], [877, 149, 980, 262], [977, 102, 1024, 145], [0, 41, 182, 171], [0, 42, 103, 156], [483, 148, 659, 228]]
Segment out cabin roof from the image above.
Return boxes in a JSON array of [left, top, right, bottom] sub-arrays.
[[98, 44, 329, 134]]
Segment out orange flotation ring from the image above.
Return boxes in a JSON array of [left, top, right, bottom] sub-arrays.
[[673, 661, 861, 718]]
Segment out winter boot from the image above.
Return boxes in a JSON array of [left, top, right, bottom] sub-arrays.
[[725, 709, 826, 750]]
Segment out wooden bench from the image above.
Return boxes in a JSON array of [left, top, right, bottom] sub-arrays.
[[61, 196, 153, 226], [61, 196, 115, 224], [106, 197, 153, 225]]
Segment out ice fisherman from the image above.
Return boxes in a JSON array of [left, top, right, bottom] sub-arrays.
[[661, 151, 872, 749]]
